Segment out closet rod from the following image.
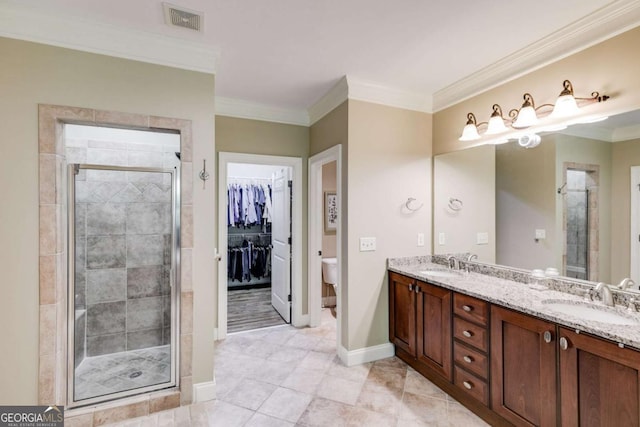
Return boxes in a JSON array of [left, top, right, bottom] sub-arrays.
[[228, 176, 272, 182]]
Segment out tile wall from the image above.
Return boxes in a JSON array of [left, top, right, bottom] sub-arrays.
[[66, 135, 179, 360]]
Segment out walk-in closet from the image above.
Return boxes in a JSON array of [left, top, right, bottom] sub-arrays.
[[226, 163, 292, 333]]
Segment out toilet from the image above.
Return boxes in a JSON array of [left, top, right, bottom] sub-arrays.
[[322, 258, 338, 293]]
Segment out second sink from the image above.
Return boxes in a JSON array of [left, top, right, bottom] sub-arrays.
[[541, 299, 639, 325]]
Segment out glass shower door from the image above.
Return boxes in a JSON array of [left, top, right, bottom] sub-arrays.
[[68, 164, 179, 407]]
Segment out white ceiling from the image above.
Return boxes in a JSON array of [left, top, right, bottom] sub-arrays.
[[3, 0, 640, 120]]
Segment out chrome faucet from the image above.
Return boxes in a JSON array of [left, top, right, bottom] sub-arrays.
[[447, 255, 459, 270], [467, 254, 478, 262], [618, 278, 636, 290], [595, 282, 615, 307]]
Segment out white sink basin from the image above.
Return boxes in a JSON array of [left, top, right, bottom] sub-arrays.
[[542, 299, 639, 325], [419, 269, 461, 278]]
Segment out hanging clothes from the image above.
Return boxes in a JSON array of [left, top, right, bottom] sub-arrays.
[[227, 181, 273, 228]]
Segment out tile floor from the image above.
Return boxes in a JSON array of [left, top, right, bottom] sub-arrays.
[[104, 309, 489, 426], [75, 346, 171, 401]]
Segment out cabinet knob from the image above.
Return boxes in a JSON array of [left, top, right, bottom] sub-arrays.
[[463, 355, 473, 364], [463, 381, 473, 390], [408, 284, 413, 292], [543, 331, 553, 344], [415, 286, 421, 293], [462, 330, 473, 338], [462, 305, 473, 312], [559, 337, 569, 351]]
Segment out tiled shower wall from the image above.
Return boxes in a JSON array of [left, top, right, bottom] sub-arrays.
[[67, 137, 179, 359]]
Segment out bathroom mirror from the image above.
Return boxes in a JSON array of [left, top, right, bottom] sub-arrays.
[[433, 108, 640, 291]]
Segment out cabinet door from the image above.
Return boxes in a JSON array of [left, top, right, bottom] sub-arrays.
[[389, 272, 417, 357], [559, 328, 640, 427], [491, 306, 557, 427], [416, 282, 452, 380]]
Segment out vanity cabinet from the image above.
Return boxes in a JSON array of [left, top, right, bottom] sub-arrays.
[[388, 271, 452, 380], [389, 271, 640, 427], [559, 328, 640, 427], [491, 306, 557, 426]]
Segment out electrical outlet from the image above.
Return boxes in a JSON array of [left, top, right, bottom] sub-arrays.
[[535, 229, 546, 240], [359, 237, 376, 252], [417, 233, 425, 247], [477, 232, 489, 245], [438, 232, 446, 245]]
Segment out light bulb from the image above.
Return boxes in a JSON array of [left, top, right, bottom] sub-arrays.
[[459, 123, 480, 141], [486, 115, 508, 134], [513, 106, 538, 128], [552, 94, 580, 117]]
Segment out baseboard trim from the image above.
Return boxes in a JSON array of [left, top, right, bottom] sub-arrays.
[[192, 381, 216, 403], [339, 342, 395, 367]]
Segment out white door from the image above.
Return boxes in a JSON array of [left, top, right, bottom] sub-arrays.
[[271, 168, 292, 322]]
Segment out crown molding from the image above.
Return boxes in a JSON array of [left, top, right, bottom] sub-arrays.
[[215, 97, 309, 126], [308, 75, 431, 125], [559, 125, 614, 142], [347, 77, 432, 114], [0, 2, 218, 74], [308, 77, 350, 125], [612, 123, 640, 142], [433, 0, 640, 112]]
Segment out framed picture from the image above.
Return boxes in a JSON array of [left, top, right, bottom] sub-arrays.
[[324, 192, 337, 233]]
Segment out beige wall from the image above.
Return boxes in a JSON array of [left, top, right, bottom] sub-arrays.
[[434, 144, 495, 263], [215, 116, 310, 313], [347, 100, 432, 350], [496, 138, 557, 270], [0, 37, 216, 403], [612, 138, 640, 282], [434, 26, 640, 155]]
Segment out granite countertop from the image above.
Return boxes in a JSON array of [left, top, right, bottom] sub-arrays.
[[388, 256, 640, 351]]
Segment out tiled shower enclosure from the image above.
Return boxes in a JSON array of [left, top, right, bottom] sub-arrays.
[[66, 125, 180, 405]]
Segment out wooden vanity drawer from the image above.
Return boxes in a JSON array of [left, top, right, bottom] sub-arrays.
[[454, 317, 488, 352], [454, 293, 489, 326], [454, 341, 488, 379], [454, 366, 489, 406]]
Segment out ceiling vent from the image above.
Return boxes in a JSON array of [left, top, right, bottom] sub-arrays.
[[163, 3, 203, 32]]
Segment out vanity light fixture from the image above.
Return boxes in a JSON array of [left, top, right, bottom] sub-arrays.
[[486, 104, 508, 135], [511, 93, 539, 128], [458, 79, 610, 143], [459, 113, 482, 141]]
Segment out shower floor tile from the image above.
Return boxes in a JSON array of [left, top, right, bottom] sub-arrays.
[[74, 345, 171, 401]]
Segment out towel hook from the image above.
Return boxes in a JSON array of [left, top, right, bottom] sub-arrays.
[[405, 198, 423, 212], [448, 197, 463, 211], [199, 159, 210, 188]]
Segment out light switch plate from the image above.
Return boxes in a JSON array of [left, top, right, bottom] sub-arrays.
[[535, 229, 546, 239], [417, 233, 425, 247], [477, 232, 489, 245], [359, 237, 376, 252], [438, 232, 446, 245]]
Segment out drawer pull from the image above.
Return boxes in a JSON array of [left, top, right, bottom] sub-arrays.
[[462, 305, 473, 312], [408, 284, 413, 292], [462, 330, 473, 338], [463, 381, 473, 390], [463, 355, 473, 364], [560, 337, 569, 351], [543, 331, 553, 344]]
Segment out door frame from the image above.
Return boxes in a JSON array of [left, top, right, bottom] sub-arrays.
[[217, 152, 304, 340], [308, 145, 342, 347]]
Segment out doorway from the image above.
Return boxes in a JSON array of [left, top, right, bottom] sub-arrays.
[[308, 145, 342, 356], [217, 153, 304, 340]]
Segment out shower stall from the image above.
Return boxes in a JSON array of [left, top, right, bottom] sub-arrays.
[[65, 125, 181, 407], [564, 169, 590, 280]]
